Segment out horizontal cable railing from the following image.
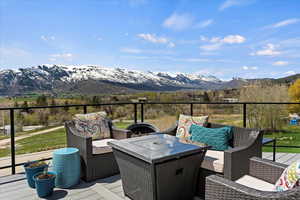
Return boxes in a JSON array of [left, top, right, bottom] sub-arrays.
[[0, 101, 300, 174]]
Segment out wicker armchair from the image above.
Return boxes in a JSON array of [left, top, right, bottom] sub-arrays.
[[65, 120, 131, 182], [205, 157, 300, 200], [126, 122, 159, 137], [162, 122, 263, 181]]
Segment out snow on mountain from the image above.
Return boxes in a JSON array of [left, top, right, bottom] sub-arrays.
[[0, 64, 242, 95], [27, 64, 221, 85]]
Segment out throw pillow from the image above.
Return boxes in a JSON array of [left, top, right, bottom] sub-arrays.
[[189, 124, 233, 151], [176, 114, 208, 138], [73, 111, 111, 139], [275, 161, 300, 191]]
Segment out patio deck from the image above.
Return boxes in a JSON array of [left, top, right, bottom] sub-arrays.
[[0, 152, 298, 200]]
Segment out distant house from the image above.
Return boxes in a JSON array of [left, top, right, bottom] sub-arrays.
[[130, 97, 148, 103], [0, 125, 10, 135], [223, 98, 239, 103]]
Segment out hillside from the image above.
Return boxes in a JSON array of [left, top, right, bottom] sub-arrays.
[[0, 64, 249, 96]]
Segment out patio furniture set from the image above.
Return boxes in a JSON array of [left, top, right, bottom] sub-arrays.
[[63, 112, 300, 200]]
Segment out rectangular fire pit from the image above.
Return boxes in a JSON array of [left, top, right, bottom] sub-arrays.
[[108, 134, 208, 200]]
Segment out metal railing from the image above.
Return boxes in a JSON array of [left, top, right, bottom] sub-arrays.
[[1, 101, 300, 174]]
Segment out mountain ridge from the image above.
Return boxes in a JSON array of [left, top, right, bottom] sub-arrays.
[[0, 64, 297, 96]]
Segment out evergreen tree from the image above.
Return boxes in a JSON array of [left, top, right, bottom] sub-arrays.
[[50, 98, 58, 114], [64, 100, 69, 111], [36, 95, 48, 106]]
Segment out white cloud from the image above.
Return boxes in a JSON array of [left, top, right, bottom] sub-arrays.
[[41, 35, 55, 41], [200, 43, 223, 51], [242, 65, 258, 70], [168, 42, 175, 48], [219, 0, 255, 11], [272, 61, 289, 66], [162, 13, 194, 31], [97, 37, 103, 41], [268, 18, 300, 29], [284, 71, 296, 76], [200, 36, 208, 42], [251, 43, 281, 56], [49, 53, 73, 61], [195, 19, 214, 28], [222, 35, 246, 44], [200, 35, 246, 51], [137, 33, 175, 48], [120, 47, 142, 54], [208, 35, 246, 44], [138, 33, 168, 44]]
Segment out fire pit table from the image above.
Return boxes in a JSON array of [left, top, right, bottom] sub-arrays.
[[108, 134, 209, 200]]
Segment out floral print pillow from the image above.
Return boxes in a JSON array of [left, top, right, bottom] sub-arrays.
[[176, 114, 208, 138], [73, 112, 111, 139], [275, 161, 300, 191]]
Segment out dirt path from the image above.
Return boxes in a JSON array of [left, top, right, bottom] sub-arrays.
[[0, 126, 64, 149]]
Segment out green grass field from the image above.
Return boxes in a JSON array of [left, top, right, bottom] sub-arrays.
[[263, 125, 300, 153], [0, 121, 300, 158], [0, 122, 131, 157]]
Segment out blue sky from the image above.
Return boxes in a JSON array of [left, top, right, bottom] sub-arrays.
[[0, 0, 300, 80]]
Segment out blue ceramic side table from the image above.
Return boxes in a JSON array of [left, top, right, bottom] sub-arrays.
[[52, 147, 80, 188]]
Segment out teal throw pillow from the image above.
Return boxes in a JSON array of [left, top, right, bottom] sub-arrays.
[[189, 124, 233, 151]]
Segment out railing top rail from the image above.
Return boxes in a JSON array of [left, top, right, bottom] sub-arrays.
[[0, 101, 299, 111]]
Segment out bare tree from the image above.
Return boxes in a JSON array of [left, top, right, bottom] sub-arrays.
[[239, 83, 289, 131]]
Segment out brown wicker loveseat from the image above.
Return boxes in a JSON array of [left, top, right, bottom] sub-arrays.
[[162, 122, 263, 181], [65, 120, 131, 182], [205, 157, 300, 200]]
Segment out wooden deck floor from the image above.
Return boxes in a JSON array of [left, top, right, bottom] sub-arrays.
[[0, 152, 299, 200]]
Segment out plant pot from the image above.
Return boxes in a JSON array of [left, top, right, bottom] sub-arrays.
[[24, 162, 48, 188], [33, 172, 56, 198]]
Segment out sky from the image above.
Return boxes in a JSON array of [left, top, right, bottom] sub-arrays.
[[0, 0, 300, 80]]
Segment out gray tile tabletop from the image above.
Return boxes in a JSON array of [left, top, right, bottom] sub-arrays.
[[108, 134, 205, 164]]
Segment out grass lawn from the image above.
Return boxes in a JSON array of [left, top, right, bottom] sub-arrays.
[[0, 125, 61, 140], [263, 125, 300, 153], [0, 122, 132, 157], [0, 128, 66, 157], [1, 119, 300, 158]]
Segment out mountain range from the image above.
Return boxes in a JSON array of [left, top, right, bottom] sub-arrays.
[[0, 64, 297, 96]]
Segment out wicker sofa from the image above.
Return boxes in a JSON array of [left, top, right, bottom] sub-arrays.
[[205, 157, 300, 200], [65, 120, 131, 182], [162, 122, 263, 181]]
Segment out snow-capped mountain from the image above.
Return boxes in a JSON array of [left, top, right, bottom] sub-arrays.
[[0, 64, 245, 95]]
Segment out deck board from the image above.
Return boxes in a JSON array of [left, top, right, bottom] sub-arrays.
[[0, 152, 300, 200]]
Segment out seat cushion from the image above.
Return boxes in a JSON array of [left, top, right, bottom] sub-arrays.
[[201, 150, 224, 173], [73, 112, 111, 140], [236, 175, 275, 191], [92, 139, 115, 154], [189, 124, 233, 151], [176, 114, 208, 138]]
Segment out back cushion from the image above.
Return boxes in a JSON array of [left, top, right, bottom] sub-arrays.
[[73, 111, 111, 139], [176, 114, 208, 138], [189, 124, 233, 151], [275, 161, 300, 191]]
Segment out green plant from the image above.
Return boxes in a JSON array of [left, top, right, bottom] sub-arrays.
[[37, 162, 54, 179], [27, 160, 47, 168]]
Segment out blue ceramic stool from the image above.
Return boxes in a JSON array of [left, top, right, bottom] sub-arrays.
[[52, 148, 80, 188]]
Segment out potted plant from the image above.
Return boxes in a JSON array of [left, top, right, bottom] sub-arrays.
[[24, 160, 48, 188], [33, 164, 56, 198]]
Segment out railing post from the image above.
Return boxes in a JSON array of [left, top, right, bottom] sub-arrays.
[[10, 109, 15, 175], [83, 105, 87, 114], [141, 103, 144, 122], [243, 103, 247, 128], [190, 103, 193, 116], [134, 103, 137, 124]]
